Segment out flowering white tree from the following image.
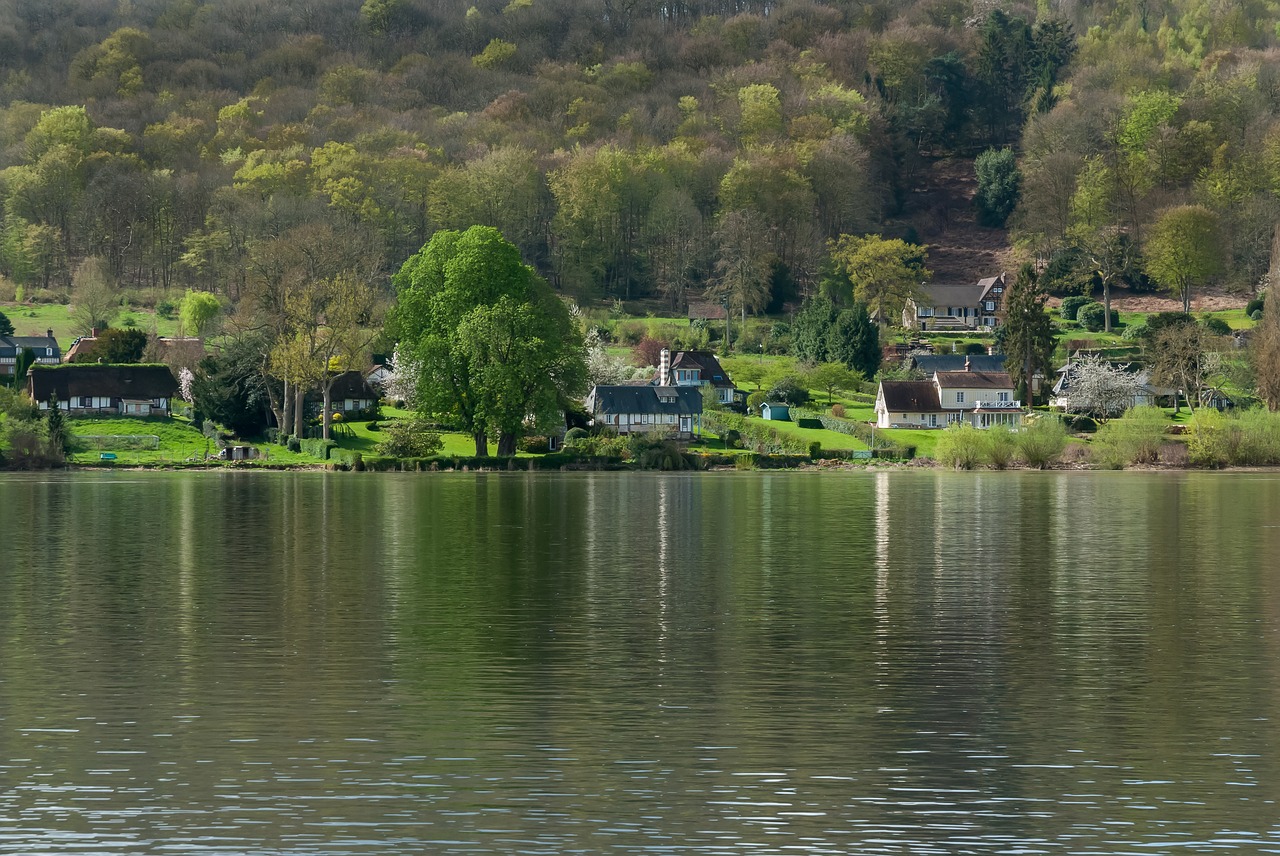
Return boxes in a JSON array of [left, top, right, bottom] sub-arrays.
[[1059, 354, 1143, 420], [178, 367, 194, 405], [383, 344, 420, 405]]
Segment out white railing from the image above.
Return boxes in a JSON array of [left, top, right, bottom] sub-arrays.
[[973, 400, 1022, 409]]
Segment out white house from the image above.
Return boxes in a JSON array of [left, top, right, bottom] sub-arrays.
[[875, 361, 1023, 429], [654, 348, 737, 405], [902, 273, 1007, 331]]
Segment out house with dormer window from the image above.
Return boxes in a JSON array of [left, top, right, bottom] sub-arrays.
[[874, 358, 1023, 429], [653, 348, 737, 405], [903, 273, 1007, 331], [0, 330, 61, 376]]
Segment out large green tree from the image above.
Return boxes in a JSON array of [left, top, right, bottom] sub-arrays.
[[1000, 264, 1056, 402], [392, 226, 586, 456], [828, 234, 929, 328], [1144, 205, 1223, 313]]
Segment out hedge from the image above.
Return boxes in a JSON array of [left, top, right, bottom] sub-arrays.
[[300, 438, 337, 460], [791, 407, 909, 458]]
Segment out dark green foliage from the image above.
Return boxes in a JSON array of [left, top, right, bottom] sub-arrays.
[[74, 328, 148, 364], [766, 377, 810, 406], [790, 297, 880, 377], [963, 342, 987, 355], [190, 334, 273, 437], [300, 438, 338, 460], [1078, 303, 1118, 332], [286, 436, 302, 453], [1143, 312, 1195, 339], [1060, 295, 1093, 322], [517, 435, 551, 454], [44, 395, 68, 456], [1202, 316, 1231, 336], [974, 148, 1021, 227], [1001, 264, 1057, 400], [565, 427, 589, 442], [0, 310, 12, 336], [1070, 415, 1098, 433], [1040, 250, 1095, 297], [13, 348, 35, 384], [797, 417, 823, 429], [1246, 297, 1266, 316]]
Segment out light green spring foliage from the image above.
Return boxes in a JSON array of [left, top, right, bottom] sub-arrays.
[[983, 425, 1017, 469], [1015, 416, 1068, 470], [1090, 406, 1169, 469], [936, 423, 984, 470], [1189, 408, 1280, 468]]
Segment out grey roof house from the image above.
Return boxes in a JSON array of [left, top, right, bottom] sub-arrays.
[[587, 384, 703, 439], [903, 273, 1007, 331], [0, 330, 61, 376]]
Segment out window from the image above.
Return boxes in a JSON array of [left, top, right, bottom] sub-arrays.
[[80, 396, 91, 408], [984, 301, 995, 311], [956, 391, 965, 403], [998, 392, 1010, 402]]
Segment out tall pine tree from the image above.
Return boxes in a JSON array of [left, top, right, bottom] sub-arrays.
[[1001, 264, 1056, 403]]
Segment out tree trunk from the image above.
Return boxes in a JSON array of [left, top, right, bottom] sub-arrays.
[[321, 381, 332, 440], [293, 388, 305, 438], [1103, 278, 1112, 333], [473, 432, 488, 457], [280, 379, 291, 436], [497, 432, 518, 456]]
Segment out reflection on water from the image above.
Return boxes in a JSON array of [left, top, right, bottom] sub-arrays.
[[1, 470, 1279, 853]]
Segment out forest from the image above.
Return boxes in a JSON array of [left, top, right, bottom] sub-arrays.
[[1, 0, 1279, 320]]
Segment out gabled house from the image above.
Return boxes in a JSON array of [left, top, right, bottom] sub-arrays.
[[305, 371, 380, 418], [875, 360, 1023, 429], [654, 348, 737, 405], [586, 383, 703, 439], [903, 273, 1007, 331], [27, 364, 179, 416], [0, 330, 61, 376], [1049, 360, 1173, 412]]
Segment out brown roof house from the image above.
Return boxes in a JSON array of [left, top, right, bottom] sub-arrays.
[[654, 348, 738, 406], [28, 364, 179, 417], [903, 273, 1007, 331], [875, 358, 1023, 429]]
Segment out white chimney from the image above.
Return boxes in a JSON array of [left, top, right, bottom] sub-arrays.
[[659, 348, 671, 386]]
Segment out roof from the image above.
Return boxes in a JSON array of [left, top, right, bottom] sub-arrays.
[[687, 301, 727, 320], [878, 381, 942, 412], [590, 385, 703, 416], [327, 370, 377, 400], [910, 354, 1006, 373], [934, 370, 1014, 390], [667, 350, 734, 388], [0, 335, 60, 358], [916, 283, 987, 308], [27, 364, 178, 401]]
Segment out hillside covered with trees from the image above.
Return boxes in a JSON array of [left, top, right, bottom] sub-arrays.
[[0, 0, 1277, 321]]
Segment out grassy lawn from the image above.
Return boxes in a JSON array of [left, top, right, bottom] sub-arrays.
[[2, 302, 181, 343], [751, 416, 869, 450], [64, 416, 319, 466]]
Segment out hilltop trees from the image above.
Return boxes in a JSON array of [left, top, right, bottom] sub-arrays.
[[392, 226, 586, 456]]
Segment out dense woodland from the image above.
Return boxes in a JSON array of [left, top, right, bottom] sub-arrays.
[[1, 0, 1279, 320]]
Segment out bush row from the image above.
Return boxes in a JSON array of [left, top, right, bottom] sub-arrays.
[[933, 419, 1069, 470], [704, 412, 812, 455]]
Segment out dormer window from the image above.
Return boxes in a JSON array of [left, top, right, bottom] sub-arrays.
[[956, 392, 965, 403]]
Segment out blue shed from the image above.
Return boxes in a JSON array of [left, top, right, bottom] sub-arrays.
[[760, 402, 791, 421]]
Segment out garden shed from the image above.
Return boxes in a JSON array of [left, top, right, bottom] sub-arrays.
[[760, 402, 791, 421]]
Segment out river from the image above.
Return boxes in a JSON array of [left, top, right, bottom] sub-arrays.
[[1, 470, 1278, 853]]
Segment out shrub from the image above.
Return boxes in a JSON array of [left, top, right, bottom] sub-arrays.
[[1077, 302, 1118, 332], [366, 420, 380, 431], [517, 435, 551, 454], [766, 376, 810, 406], [1070, 414, 1098, 433], [565, 427, 589, 442], [963, 342, 987, 355], [1187, 409, 1234, 468], [1233, 408, 1280, 465], [1061, 295, 1092, 321], [983, 425, 1017, 469], [1202, 316, 1231, 336], [1121, 323, 1147, 340], [286, 436, 301, 453], [1016, 416, 1067, 469], [1246, 297, 1265, 316], [1252, 309, 1264, 321], [1090, 406, 1168, 468], [830, 404, 846, 418], [156, 299, 177, 319], [747, 390, 767, 413], [375, 420, 444, 458], [936, 423, 985, 470]]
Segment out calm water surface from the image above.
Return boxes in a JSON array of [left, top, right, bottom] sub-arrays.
[[1, 470, 1279, 854]]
